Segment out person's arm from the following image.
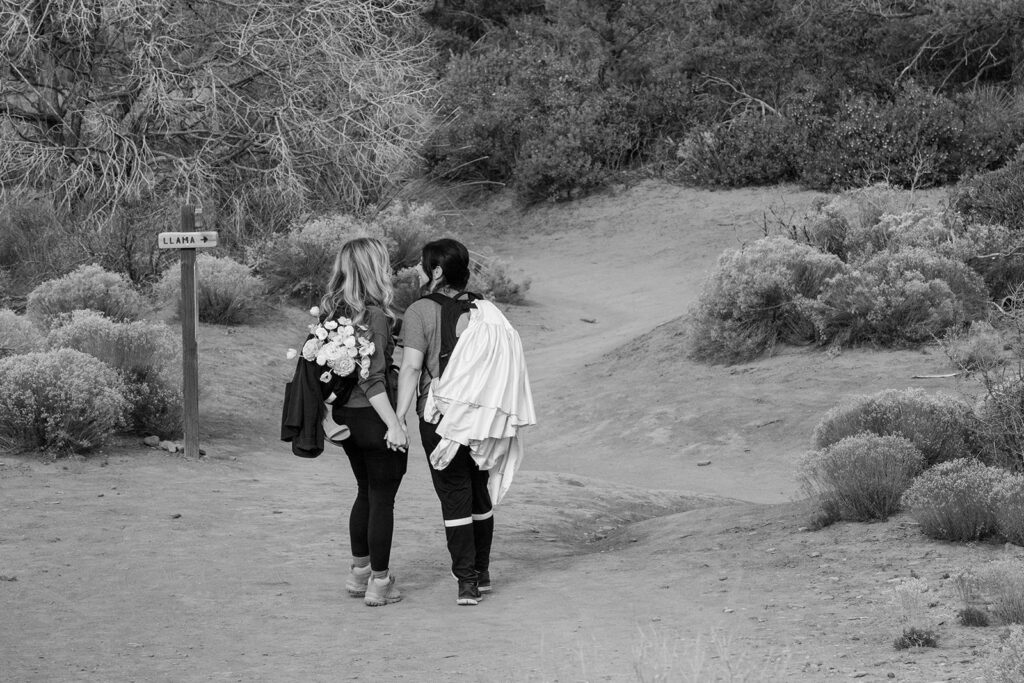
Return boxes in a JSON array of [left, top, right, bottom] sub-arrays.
[[397, 346, 423, 426], [360, 308, 406, 451]]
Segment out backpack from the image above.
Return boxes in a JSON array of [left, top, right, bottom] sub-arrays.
[[422, 291, 482, 377]]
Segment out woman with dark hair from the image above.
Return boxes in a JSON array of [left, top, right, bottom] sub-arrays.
[[396, 238, 494, 606], [322, 237, 407, 607]]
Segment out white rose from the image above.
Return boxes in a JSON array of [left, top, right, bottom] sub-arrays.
[[342, 325, 354, 337], [346, 346, 358, 358], [309, 306, 320, 317], [323, 343, 345, 361], [337, 317, 351, 326], [319, 371, 333, 383], [316, 345, 331, 365], [301, 339, 320, 361], [333, 356, 355, 376], [361, 342, 375, 356], [285, 348, 298, 360], [324, 320, 338, 330], [314, 326, 329, 340], [343, 336, 356, 348]]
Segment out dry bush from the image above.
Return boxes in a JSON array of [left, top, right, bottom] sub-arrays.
[[943, 320, 1006, 374], [156, 254, 264, 325], [470, 249, 531, 305], [25, 264, 149, 329], [813, 388, 980, 467], [979, 559, 1024, 625], [46, 311, 183, 438], [688, 236, 846, 364], [983, 624, 1024, 682], [0, 309, 43, 358], [994, 474, 1024, 547], [799, 434, 924, 523], [900, 458, 1003, 541], [0, 349, 128, 454]]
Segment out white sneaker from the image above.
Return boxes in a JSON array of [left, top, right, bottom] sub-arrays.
[[345, 564, 371, 597], [364, 573, 402, 606]]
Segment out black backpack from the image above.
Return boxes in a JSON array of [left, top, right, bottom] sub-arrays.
[[423, 291, 482, 377]]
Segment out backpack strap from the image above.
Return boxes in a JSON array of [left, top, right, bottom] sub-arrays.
[[422, 291, 481, 376]]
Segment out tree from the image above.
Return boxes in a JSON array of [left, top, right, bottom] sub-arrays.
[[0, 0, 437, 280]]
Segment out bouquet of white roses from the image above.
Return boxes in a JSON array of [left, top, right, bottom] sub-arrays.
[[286, 306, 376, 384]]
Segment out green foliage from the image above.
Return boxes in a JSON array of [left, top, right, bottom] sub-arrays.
[[807, 248, 987, 346], [687, 237, 846, 364], [799, 434, 925, 523], [25, 264, 149, 329], [0, 189, 68, 305], [46, 311, 183, 438], [392, 266, 423, 314], [0, 349, 128, 454], [974, 378, 1024, 470], [901, 458, 1004, 541], [951, 154, 1024, 231], [813, 388, 979, 468], [374, 202, 446, 270], [674, 114, 799, 187], [0, 309, 43, 358], [156, 254, 264, 325]]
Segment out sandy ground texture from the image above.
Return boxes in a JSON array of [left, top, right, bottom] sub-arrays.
[[2, 181, 1020, 682]]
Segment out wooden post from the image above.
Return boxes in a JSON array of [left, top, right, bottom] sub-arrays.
[[158, 208, 217, 458], [179, 205, 201, 459]]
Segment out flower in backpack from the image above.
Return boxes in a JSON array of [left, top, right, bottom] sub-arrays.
[[289, 307, 375, 381]]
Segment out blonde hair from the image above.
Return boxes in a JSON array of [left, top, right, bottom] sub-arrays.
[[320, 237, 395, 324]]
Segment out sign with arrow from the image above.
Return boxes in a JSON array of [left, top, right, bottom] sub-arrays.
[[157, 231, 218, 249]]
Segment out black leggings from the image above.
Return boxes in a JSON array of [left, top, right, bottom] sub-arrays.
[[337, 407, 407, 573], [419, 419, 493, 581]]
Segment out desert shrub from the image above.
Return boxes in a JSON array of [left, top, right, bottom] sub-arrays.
[[799, 83, 968, 190], [950, 223, 1024, 301], [25, 264, 149, 329], [901, 458, 1003, 541], [984, 625, 1024, 682], [813, 388, 979, 467], [979, 559, 1024, 625], [959, 607, 990, 627], [893, 627, 939, 650], [392, 266, 424, 314], [950, 154, 1024, 232], [943, 321, 1006, 374], [807, 247, 987, 346], [373, 202, 444, 270], [45, 310, 182, 437], [252, 213, 369, 304], [994, 474, 1024, 546], [975, 378, 1024, 471], [156, 254, 264, 325], [799, 434, 924, 522], [0, 348, 128, 454], [674, 113, 799, 187], [471, 250, 530, 305], [688, 237, 846, 364], [0, 189, 70, 304], [0, 309, 43, 357]]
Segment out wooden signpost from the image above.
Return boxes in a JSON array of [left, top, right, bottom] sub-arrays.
[[158, 205, 217, 459]]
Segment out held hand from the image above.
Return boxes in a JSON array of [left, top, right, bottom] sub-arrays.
[[385, 426, 408, 452]]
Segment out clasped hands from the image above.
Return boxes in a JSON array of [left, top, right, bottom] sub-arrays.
[[385, 421, 408, 452]]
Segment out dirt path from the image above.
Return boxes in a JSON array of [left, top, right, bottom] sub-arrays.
[[1, 181, 1006, 682]]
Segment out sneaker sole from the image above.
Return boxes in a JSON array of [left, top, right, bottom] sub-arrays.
[[457, 597, 479, 606], [346, 587, 367, 597], [477, 585, 491, 593], [364, 595, 402, 606]]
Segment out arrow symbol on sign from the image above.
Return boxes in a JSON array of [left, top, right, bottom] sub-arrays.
[[201, 236, 208, 242]]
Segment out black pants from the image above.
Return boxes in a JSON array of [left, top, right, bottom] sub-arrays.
[[337, 407, 407, 573], [419, 419, 494, 582]]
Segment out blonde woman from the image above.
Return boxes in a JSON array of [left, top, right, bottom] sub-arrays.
[[322, 237, 407, 607]]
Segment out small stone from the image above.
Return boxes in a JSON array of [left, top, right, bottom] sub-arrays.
[[159, 440, 177, 452], [723, 608, 734, 613], [580, 317, 597, 324], [171, 513, 181, 519], [809, 551, 821, 558], [697, 460, 712, 466], [142, 436, 160, 447]]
